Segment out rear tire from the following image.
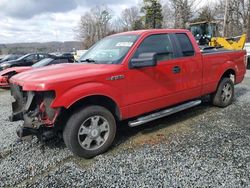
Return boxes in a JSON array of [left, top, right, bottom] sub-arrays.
[[63, 105, 116, 158], [211, 77, 234, 107]]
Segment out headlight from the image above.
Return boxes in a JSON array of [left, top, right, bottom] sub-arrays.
[[0, 63, 11, 69]]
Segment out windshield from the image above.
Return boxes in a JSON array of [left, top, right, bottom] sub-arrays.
[[79, 34, 139, 64], [1, 55, 11, 61], [32, 58, 53, 68], [190, 23, 216, 39], [16, 54, 30, 61]]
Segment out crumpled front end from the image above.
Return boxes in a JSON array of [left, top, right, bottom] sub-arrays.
[[0, 75, 9, 88], [9, 84, 60, 139]]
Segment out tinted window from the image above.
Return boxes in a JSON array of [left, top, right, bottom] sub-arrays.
[[50, 59, 69, 64], [32, 58, 53, 68], [25, 54, 37, 61], [175, 33, 194, 57], [133, 34, 174, 61], [38, 54, 47, 59]]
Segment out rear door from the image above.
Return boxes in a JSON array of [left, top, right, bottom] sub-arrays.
[[125, 33, 184, 117], [173, 33, 203, 100]]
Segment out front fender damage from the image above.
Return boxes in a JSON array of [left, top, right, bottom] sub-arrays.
[[9, 84, 60, 140]]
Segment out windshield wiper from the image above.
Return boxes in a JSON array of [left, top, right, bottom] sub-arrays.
[[80, 58, 97, 63]]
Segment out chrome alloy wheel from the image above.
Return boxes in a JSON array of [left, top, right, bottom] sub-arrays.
[[78, 115, 110, 150], [221, 83, 233, 103]]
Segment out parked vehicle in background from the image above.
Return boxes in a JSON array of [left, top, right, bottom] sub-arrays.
[[59, 52, 75, 62], [9, 29, 247, 158], [0, 57, 71, 88], [0, 53, 54, 70], [74, 50, 88, 62], [0, 54, 22, 64], [0, 55, 4, 61]]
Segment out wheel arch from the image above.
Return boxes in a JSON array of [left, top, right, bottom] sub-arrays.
[[66, 95, 122, 121], [213, 68, 236, 95], [219, 68, 236, 84]]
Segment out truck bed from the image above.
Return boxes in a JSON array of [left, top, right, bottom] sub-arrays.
[[201, 48, 246, 95], [199, 46, 236, 54]]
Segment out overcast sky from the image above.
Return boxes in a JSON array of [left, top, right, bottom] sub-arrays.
[[0, 0, 137, 44]]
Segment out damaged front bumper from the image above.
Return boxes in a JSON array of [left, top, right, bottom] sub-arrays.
[[0, 75, 10, 88], [9, 84, 59, 139]]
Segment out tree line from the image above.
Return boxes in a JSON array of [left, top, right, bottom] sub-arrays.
[[76, 0, 250, 49]]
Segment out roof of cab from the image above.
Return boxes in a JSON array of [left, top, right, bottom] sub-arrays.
[[113, 29, 190, 36]]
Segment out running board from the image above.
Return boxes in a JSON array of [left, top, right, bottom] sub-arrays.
[[128, 100, 201, 127]]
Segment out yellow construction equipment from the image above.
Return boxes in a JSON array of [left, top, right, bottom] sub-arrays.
[[210, 34, 246, 50], [189, 21, 246, 50]]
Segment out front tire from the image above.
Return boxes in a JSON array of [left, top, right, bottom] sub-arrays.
[[211, 77, 234, 107], [63, 105, 116, 158]]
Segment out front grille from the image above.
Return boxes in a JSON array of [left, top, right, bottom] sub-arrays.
[[10, 84, 57, 126], [10, 84, 27, 118], [43, 92, 56, 120]]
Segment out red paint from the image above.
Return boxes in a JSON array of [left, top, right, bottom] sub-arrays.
[[39, 102, 59, 127], [0, 67, 32, 88], [9, 29, 247, 125]]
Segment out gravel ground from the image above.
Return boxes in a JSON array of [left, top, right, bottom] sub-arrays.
[[246, 69, 250, 77], [0, 75, 250, 187]]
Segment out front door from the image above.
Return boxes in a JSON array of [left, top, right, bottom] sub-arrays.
[[125, 33, 184, 117]]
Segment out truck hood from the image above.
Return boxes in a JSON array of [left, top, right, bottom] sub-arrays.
[[10, 63, 121, 90]]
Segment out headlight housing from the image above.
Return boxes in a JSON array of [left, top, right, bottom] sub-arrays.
[[1, 63, 11, 69]]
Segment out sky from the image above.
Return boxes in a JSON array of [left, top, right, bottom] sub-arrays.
[[0, 0, 137, 44]]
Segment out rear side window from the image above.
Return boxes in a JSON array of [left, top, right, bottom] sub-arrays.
[[50, 59, 69, 65], [133, 34, 175, 62], [175, 33, 195, 57], [25, 54, 36, 61]]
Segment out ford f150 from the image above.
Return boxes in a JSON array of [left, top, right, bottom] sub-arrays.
[[9, 29, 247, 158]]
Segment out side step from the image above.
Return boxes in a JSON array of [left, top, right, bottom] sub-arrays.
[[128, 100, 201, 127]]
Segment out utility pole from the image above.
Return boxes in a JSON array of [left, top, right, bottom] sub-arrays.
[[223, 0, 229, 37]]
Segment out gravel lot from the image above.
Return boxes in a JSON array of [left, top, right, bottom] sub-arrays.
[[0, 74, 250, 187]]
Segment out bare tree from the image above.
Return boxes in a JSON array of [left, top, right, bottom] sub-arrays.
[[247, 0, 250, 41], [75, 0, 250, 45], [193, 5, 217, 22], [76, 12, 95, 48], [223, 0, 229, 36], [215, 0, 250, 37], [167, 0, 200, 29], [120, 6, 140, 30], [77, 6, 113, 49], [162, 2, 175, 28]]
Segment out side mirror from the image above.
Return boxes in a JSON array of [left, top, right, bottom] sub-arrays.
[[130, 53, 157, 69]]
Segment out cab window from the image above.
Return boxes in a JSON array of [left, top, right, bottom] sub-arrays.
[[132, 34, 174, 62], [38, 54, 46, 59], [50, 59, 69, 65], [175, 33, 195, 57], [25, 54, 37, 61]]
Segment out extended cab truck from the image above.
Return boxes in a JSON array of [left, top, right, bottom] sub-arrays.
[[9, 29, 247, 158]]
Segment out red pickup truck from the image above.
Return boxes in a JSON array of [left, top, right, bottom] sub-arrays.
[[9, 29, 247, 158]]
